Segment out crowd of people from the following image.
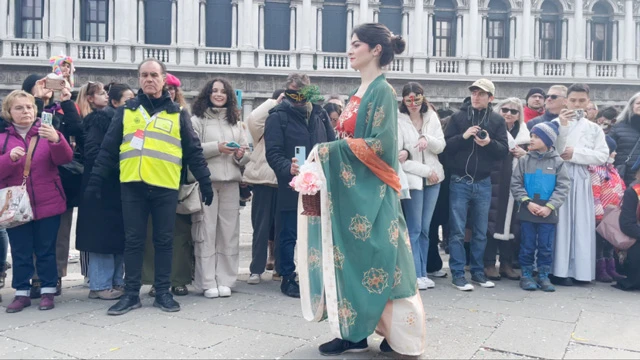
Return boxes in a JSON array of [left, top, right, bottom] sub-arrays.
[[1, 21, 639, 357]]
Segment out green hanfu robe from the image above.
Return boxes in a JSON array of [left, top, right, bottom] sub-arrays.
[[298, 75, 426, 356]]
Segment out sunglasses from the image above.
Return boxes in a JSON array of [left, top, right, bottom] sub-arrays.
[[500, 108, 519, 115], [545, 94, 564, 100]]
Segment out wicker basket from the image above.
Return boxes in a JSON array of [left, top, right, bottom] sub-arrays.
[[302, 193, 321, 217]]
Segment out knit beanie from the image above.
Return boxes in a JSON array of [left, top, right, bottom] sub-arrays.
[[526, 87, 546, 102], [531, 122, 559, 149], [605, 135, 617, 154], [22, 74, 42, 94]]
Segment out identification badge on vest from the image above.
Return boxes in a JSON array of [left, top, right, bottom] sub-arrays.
[[131, 129, 144, 150], [154, 117, 173, 133]]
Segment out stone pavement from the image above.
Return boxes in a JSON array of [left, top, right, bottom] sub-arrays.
[[1, 206, 639, 359]]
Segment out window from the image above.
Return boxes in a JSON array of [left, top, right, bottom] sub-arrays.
[[486, 0, 510, 58], [264, 0, 290, 50], [378, 0, 402, 37], [539, 0, 562, 60], [145, 0, 172, 45], [82, 0, 109, 42], [591, 1, 613, 61], [16, 0, 44, 39], [433, 0, 457, 57], [206, 0, 233, 47], [323, 0, 347, 52]]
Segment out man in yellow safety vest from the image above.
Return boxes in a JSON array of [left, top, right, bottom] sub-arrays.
[[86, 58, 213, 316]]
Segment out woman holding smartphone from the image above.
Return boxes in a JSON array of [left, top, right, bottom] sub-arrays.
[[190, 78, 249, 298]]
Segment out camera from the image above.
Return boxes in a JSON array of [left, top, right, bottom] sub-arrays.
[[477, 129, 488, 140]]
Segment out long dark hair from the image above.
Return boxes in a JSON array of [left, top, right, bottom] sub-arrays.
[[399, 82, 429, 115], [106, 82, 133, 108], [351, 23, 406, 67], [192, 78, 240, 125]]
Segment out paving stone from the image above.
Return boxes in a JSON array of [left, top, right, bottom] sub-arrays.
[[426, 305, 505, 329], [420, 313, 495, 359], [192, 331, 307, 359], [471, 348, 536, 359], [0, 299, 105, 332], [91, 338, 200, 359], [111, 314, 245, 350], [2, 319, 137, 358], [249, 296, 305, 319], [453, 296, 581, 323], [572, 310, 640, 352], [0, 337, 74, 359], [564, 342, 640, 359], [169, 292, 262, 321], [281, 334, 382, 359], [484, 315, 574, 359], [208, 309, 326, 340]]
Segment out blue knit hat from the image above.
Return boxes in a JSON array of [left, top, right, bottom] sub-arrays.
[[531, 122, 559, 149]]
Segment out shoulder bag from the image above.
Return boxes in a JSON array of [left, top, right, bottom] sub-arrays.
[[616, 136, 640, 179], [0, 137, 38, 229], [177, 118, 204, 215], [596, 185, 640, 251]]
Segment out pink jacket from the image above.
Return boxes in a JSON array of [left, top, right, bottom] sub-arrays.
[[0, 121, 73, 220]]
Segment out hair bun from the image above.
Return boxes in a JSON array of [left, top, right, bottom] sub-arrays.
[[391, 35, 406, 55]]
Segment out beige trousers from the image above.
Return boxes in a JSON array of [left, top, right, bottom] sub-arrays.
[[191, 181, 240, 291]]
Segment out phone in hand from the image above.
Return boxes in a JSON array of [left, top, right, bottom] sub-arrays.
[[41, 112, 53, 126], [44, 78, 66, 90], [574, 109, 584, 120], [226, 141, 241, 148], [295, 146, 306, 166]]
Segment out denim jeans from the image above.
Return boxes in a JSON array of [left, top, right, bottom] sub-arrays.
[[278, 210, 297, 277], [88, 253, 125, 291], [402, 184, 441, 278], [448, 175, 492, 278], [121, 183, 178, 297], [519, 222, 555, 268], [7, 216, 61, 296], [0, 228, 8, 265]]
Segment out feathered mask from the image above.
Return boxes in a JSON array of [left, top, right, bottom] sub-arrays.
[[49, 55, 75, 87]]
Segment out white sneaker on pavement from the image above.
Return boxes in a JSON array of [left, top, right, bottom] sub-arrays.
[[417, 277, 428, 290], [427, 270, 448, 278], [247, 274, 261, 285], [424, 276, 435, 288], [218, 286, 231, 297], [204, 288, 219, 298]]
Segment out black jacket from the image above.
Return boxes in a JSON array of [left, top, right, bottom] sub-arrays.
[[90, 90, 211, 188], [443, 98, 509, 181], [609, 116, 640, 186], [265, 100, 335, 211], [527, 110, 558, 131], [76, 106, 125, 254]]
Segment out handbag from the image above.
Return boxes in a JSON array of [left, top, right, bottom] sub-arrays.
[[596, 206, 637, 251], [176, 181, 202, 215], [0, 137, 38, 229], [517, 198, 559, 224], [616, 137, 640, 179]]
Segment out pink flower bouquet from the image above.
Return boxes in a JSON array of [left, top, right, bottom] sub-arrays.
[[289, 163, 323, 195]]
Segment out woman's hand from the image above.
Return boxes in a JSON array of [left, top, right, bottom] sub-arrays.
[[33, 79, 53, 102], [60, 86, 72, 102], [398, 150, 409, 163], [234, 147, 245, 160], [415, 136, 428, 152], [39, 124, 60, 143], [428, 171, 439, 184], [510, 146, 527, 158], [218, 142, 236, 155], [10, 147, 25, 162]]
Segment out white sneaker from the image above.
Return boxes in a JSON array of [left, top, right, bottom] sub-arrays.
[[218, 286, 231, 297], [204, 288, 219, 298], [424, 276, 435, 288], [417, 277, 428, 290], [427, 270, 448, 278], [247, 274, 261, 285]]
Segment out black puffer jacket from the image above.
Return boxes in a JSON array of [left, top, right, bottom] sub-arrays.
[[609, 115, 640, 186]]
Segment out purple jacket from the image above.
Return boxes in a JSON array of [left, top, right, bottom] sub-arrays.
[[0, 121, 73, 220]]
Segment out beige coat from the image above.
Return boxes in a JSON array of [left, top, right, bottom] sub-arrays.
[[397, 110, 446, 189], [190, 108, 250, 183], [243, 99, 278, 186]]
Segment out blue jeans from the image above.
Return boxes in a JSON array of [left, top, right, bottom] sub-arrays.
[[519, 222, 555, 268], [7, 216, 61, 296], [0, 228, 8, 265], [448, 175, 492, 278], [402, 184, 441, 278], [278, 210, 297, 277], [88, 253, 125, 291]]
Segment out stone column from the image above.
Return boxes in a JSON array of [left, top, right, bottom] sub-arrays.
[[178, 0, 197, 66], [456, 14, 463, 57], [509, 16, 515, 58], [533, 17, 539, 58], [427, 12, 434, 56], [573, 0, 587, 76], [561, 18, 568, 59], [521, 0, 532, 58], [346, 9, 353, 48], [240, 0, 255, 67], [624, 0, 636, 77], [612, 20, 618, 62], [402, 11, 409, 45], [108, 0, 115, 41], [481, 15, 487, 57], [258, 4, 265, 49], [317, 8, 323, 51], [467, 0, 481, 74], [232, 2, 238, 47], [373, 10, 378, 22], [200, 0, 206, 46], [6, 0, 14, 38], [72, 0, 80, 41], [171, 0, 177, 45], [413, 0, 424, 55], [138, 0, 145, 44], [299, 0, 314, 69], [360, 0, 368, 24], [585, 20, 591, 59], [114, 0, 134, 62], [242, 99, 254, 122], [42, 0, 50, 39]]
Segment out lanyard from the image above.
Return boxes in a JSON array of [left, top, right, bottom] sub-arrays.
[[138, 107, 157, 125]]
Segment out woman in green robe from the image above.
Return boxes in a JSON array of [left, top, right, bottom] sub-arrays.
[[297, 23, 426, 356]]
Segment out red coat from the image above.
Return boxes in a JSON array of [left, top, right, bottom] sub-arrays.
[[0, 121, 73, 220], [523, 106, 544, 123]]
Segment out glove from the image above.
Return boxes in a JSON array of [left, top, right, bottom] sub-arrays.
[[84, 175, 103, 200], [199, 179, 214, 206]]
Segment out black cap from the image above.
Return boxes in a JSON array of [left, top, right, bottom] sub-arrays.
[[526, 88, 546, 102], [22, 74, 42, 94]]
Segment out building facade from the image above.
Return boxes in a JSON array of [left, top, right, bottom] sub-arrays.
[[1, 0, 639, 111]]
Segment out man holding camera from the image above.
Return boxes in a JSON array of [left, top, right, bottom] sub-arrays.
[[444, 79, 509, 291], [551, 83, 609, 286]]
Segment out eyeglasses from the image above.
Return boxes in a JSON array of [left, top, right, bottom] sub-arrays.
[[545, 94, 564, 100], [500, 108, 519, 115]]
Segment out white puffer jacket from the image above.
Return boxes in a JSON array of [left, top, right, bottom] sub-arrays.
[[397, 110, 446, 189], [243, 99, 278, 185], [190, 108, 250, 183]]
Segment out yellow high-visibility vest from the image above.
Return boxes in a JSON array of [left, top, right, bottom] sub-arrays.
[[119, 107, 182, 190]]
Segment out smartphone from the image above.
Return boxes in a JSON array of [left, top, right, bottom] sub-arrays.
[[226, 141, 241, 148], [295, 146, 306, 166], [44, 78, 66, 90], [41, 112, 53, 126], [574, 109, 584, 120]]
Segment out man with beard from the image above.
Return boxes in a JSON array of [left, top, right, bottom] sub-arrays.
[[523, 88, 545, 122]]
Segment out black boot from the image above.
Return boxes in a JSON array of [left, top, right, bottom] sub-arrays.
[[107, 295, 142, 316], [30, 280, 41, 299], [154, 293, 180, 312], [319, 338, 368, 356], [549, 275, 573, 286], [280, 274, 300, 298], [55, 278, 62, 296]]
